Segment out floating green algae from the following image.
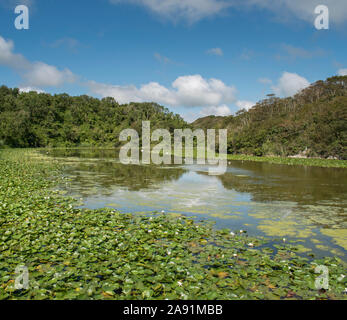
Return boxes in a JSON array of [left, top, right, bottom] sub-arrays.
[[256, 220, 315, 238], [320, 229, 347, 251]]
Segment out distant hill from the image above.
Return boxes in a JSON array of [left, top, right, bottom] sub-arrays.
[[192, 76, 347, 160], [1, 76, 346, 159], [0, 87, 187, 148]]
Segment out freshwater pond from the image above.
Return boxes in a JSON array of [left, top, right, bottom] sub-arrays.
[[42, 149, 347, 261]]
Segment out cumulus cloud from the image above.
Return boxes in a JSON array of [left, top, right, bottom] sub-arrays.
[[24, 62, 76, 87], [0, 35, 77, 88], [173, 75, 236, 106], [338, 68, 347, 76], [87, 74, 237, 108], [110, 0, 347, 24], [183, 104, 232, 122], [272, 72, 310, 97], [200, 105, 232, 117], [0, 36, 28, 69], [206, 48, 223, 56], [236, 100, 255, 111], [0, 36, 238, 111], [87, 81, 177, 106], [19, 86, 45, 93]]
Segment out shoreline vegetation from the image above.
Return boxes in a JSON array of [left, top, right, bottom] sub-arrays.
[[2, 146, 346, 168], [174, 147, 347, 168], [1, 76, 346, 161], [0, 149, 346, 300], [226, 154, 347, 168], [184, 148, 347, 169]]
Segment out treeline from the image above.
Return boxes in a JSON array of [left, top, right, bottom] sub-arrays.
[[1, 76, 346, 159], [0, 87, 187, 148], [192, 76, 347, 160]]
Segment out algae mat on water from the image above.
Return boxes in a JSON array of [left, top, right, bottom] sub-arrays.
[[0, 149, 346, 300]]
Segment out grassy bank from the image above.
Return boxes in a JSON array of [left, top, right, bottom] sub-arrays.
[[0, 149, 346, 300], [226, 154, 347, 168], [177, 148, 347, 168]]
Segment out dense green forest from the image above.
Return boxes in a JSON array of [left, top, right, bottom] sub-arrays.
[[193, 76, 347, 160], [0, 75, 346, 159], [0, 87, 187, 148]]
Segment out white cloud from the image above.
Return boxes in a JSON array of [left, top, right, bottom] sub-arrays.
[[186, 100, 254, 121], [110, 0, 347, 24], [109, 0, 231, 23], [236, 100, 255, 110], [87, 74, 237, 108], [0, 37, 238, 111], [337, 68, 347, 76], [87, 81, 177, 105], [23, 62, 76, 87], [200, 105, 232, 117], [183, 104, 232, 122], [0, 36, 28, 69], [272, 72, 310, 97], [19, 86, 45, 93], [0, 35, 77, 88], [207, 48, 223, 56], [172, 75, 236, 106]]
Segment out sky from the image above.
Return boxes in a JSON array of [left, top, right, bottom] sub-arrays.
[[0, 0, 346, 122]]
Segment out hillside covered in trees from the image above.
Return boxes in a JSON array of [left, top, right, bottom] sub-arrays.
[[0, 76, 346, 159], [193, 76, 347, 160], [0, 87, 187, 148]]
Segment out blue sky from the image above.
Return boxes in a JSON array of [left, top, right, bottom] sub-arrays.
[[0, 0, 346, 121]]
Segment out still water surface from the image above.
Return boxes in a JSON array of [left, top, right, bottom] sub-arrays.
[[42, 149, 347, 261]]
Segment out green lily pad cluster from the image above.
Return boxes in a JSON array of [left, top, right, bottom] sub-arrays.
[[0, 149, 346, 300]]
